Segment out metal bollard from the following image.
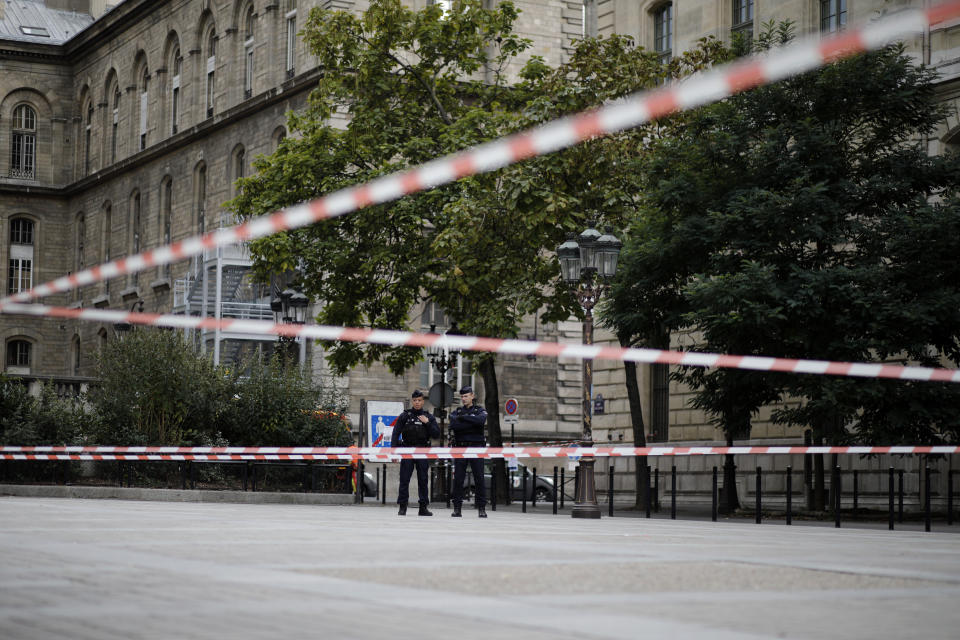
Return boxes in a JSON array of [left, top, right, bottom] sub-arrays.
[[889, 467, 895, 531], [645, 464, 652, 519], [925, 465, 932, 533], [574, 466, 580, 503], [608, 465, 614, 517], [532, 469, 538, 508], [670, 465, 677, 520], [712, 466, 718, 522], [446, 462, 452, 509], [242, 462, 249, 492], [490, 466, 497, 511], [786, 465, 792, 525], [755, 466, 762, 525], [655, 468, 660, 513], [898, 469, 904, 522], [853, 469, 859, 514], [834, 465, 841, 528], [560, 468, 565, 510], [949, 470, 955, 526], [382, 464, 387, 505], [553, 466, 558, 515], [522, 467, 528, 513]]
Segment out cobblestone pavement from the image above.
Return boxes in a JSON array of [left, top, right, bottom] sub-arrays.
[[1, 497, 958, 639]]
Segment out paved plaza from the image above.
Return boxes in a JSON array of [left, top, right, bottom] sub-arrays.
[[1, 496, 958, 639]]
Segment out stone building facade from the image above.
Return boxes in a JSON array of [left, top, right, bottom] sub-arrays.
[[2, 0, 959, 482]]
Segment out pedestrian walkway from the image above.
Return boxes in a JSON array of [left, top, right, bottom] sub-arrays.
[[1, 496, 958, 639]]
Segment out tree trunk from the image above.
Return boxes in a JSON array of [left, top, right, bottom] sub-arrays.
[[623, 357, 649, 510], [479, 356, 509, 504], [721, 431, 740, 514]]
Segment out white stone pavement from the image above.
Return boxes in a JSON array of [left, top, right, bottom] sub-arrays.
[[1, 496, 958, 639]]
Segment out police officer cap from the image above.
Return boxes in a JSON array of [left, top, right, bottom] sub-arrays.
[[411, 389, 425, 399], [459, 386, 473, 395]]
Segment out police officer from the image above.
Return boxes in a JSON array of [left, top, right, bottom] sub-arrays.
[[450, 386, 488, 518], [395, 389, 440, 516]]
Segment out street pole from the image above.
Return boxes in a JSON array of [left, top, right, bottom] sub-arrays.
[[572, 287, 601, 519]]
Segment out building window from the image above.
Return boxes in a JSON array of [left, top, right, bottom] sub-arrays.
[[111, 86, 120, 164], [206, 29, 217, 118], [161, 178, 172, 279], [285, 0, 297, 77], [130, 191, 141, 287], [84, 101, 94, 175], [76, 214, 86, 301], [653, 3, 673, 65], [138, 66, 149, 151], [8, 218, 34, 294], [10, 104, 37, 179], [103, 203, 112, 295], [72, 335, 81, 375], [820, 0, 847, 34], [171, 48, 181, 134], [732, 0, 753, 44], [5, 339, 32, 372], [195, 163, 207, 234], [650, 362, 670, 442], [244, 6, 255, 99]]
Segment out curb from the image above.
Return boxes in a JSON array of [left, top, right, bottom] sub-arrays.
[[0, 484, 356, 505]]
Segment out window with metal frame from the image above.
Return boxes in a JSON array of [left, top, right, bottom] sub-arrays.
[[653, 3, 673, 65], [820, 0, 846, 34], [10, 104, 36, 179]]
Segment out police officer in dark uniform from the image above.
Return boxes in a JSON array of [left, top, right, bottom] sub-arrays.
[[449, 386, 488, 518], [395, 389, 440, 516]]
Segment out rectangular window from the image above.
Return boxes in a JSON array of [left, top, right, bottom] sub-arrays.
[[139, 91, 148, 151], [10, 133, 36, 179], [286, 14, 297, 76], [820, 0, 847, 33], [206, 56, 216, 117], [732, 0, 754, 44], [7, 258, 32, 294], [111, 108, 118, 163], [244, 45, 254, 99], [172, 75, 180, 134], [654, 4, 673, 65], [11, 220, 33, 244]]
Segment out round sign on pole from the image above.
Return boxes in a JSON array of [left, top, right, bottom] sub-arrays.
[[504, 397, 519, 415], [429, 382, 455, 407]]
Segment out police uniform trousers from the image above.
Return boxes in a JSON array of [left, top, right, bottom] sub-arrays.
[[397, 458, 431, 505], [452, 456, 486, 507]]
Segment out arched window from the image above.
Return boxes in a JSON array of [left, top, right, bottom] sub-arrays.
[[194, 163, 207, 234], [102, 202, 113, 295], [285, 0, 297, 77], [72, 335, 81, 375], [820, 0, 847, 34], [272, 125, 287, 150], [206, 28, 217, 117], [171, 47, 182, 134], [244, 6, 256, 99], [7, 217, 34, 294], [653, 3, 672, 65], [129, 190, 141, 287], [232, 145, 246, 197], [5, 339, 32, 373], [76, 214, 86, 300], [138, 66, 150, 151], [84, 99, 94, 175], [111, 85, 121, 163], [10, 104, 37, 179], [161, 177, 173, 279]]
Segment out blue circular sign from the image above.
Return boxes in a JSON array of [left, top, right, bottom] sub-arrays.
[[505, 398, 518, 415]]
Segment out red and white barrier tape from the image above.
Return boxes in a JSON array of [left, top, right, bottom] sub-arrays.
[[1, 445, 957, 461], [1, 4, 957, 310], [2, 302, 959, 381]]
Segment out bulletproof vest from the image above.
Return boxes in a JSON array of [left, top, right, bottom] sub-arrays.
[[399, 411, 429, 446]]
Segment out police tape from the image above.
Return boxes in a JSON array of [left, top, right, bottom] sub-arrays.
[[1, 3, 958, 310], [1, 445, 958, 462], [2, 301, 959, 381]]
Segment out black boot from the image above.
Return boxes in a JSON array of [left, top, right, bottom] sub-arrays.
[[451, 504, 462, 517], [478, 506, 487, 518], [418, 504, 433, 516], [398, 503, 407, 516]]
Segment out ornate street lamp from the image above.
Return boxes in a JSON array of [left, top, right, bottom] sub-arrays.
[[273, 287, 308, 360], [557, 222, 622, 519], [113, 298, 145, 335]]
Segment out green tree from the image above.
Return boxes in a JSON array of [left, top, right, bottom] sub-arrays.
[[606, 34, 960, 510], [0, 375, 86, 446]]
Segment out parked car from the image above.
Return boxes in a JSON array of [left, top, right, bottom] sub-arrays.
[[462, 463, 556, 502]]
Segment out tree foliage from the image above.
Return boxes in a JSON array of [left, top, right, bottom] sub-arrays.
[[604, 32, 960, 449]]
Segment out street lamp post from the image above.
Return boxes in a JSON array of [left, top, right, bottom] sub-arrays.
[[272, 287, 308, 362], [557, 222, 622, 519], [428, 322, 462, 501]]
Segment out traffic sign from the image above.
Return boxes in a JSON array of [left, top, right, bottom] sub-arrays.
[[504, 415, 519, 425], [504, 397, 519, 415]]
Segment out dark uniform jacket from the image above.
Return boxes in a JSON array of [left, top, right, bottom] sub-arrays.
[[450, 403, 487, 446], [393, 408, 440, 446]]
